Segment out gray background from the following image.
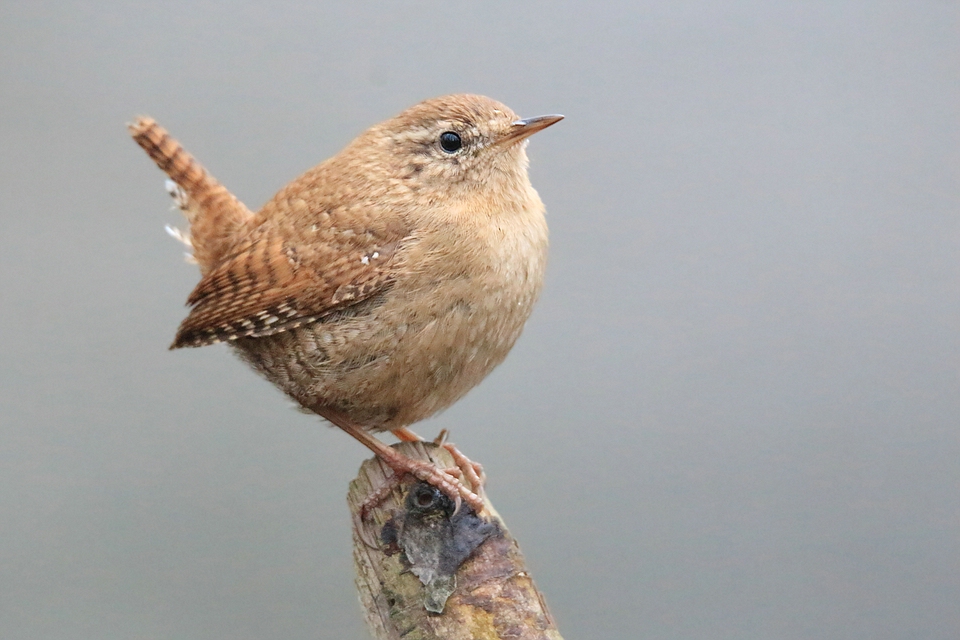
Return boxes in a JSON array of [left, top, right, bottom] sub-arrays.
[[2, 2, 958, 639]]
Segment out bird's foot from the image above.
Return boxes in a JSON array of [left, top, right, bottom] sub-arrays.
[[341, 421, 487, 547], [375, 443, 485, 515], [437, 437, 487, 500], [355, 447, 486, 548], [391, 427, 486, 509]]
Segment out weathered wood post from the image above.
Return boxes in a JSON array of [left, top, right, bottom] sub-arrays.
[[348, 441, 564, 640]]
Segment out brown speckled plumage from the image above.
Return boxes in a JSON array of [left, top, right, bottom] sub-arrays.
[[129, 94, 561, 508]]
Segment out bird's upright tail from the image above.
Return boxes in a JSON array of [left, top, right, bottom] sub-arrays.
[[129, 117, 253, 274]]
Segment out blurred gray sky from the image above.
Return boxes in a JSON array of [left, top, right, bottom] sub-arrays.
[[1, 2, 958, 639]]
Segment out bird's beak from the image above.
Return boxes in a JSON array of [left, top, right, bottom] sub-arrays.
[[495, 114, 564, 147]]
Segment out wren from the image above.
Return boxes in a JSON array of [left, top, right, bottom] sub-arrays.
[[129, 95, 562, 511]]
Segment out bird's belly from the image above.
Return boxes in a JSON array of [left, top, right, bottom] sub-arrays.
[[231, 274, 540, 430]]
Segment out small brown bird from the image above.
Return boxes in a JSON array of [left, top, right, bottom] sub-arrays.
[[129, 94, 562, 511]]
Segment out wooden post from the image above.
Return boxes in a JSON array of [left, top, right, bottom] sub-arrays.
[[347, 441, 564, 640]]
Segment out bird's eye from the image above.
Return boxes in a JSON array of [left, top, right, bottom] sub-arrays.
[[439, 131, 462, 153]]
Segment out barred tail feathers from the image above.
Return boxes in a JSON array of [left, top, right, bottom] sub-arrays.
[[128, 117, 253, 273]]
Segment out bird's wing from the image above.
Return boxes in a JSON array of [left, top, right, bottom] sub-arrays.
[[171, 216, 408, 348]]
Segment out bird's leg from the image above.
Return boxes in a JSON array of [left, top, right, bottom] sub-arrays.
[[332, 420, 484, 516]]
